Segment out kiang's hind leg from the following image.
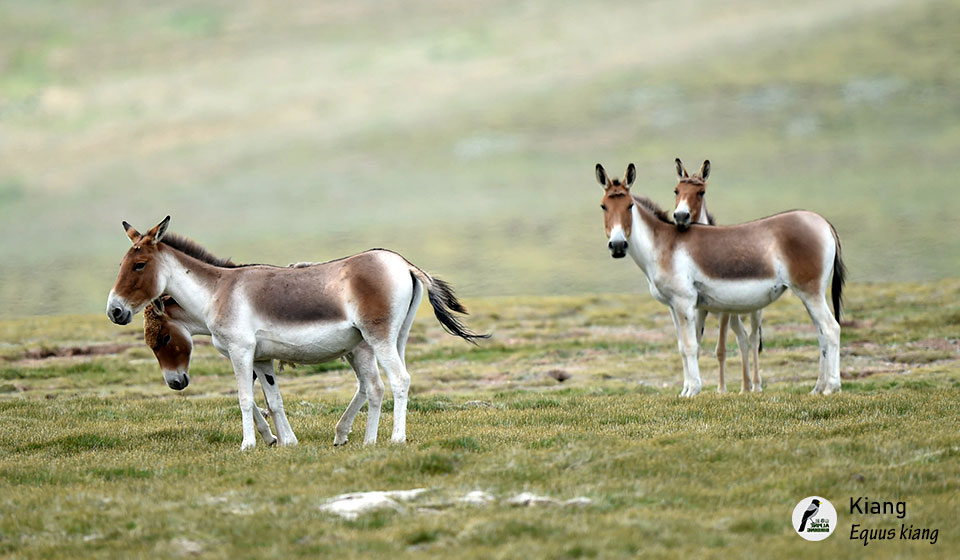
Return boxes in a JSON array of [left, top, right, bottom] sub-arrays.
[[254, 360, 297, 446], [334, 354, 366, 446], [715, 313, 730, 393], [336, 342, 383, 446], [794, 290, 841, 395], [727, 314, 753, 393], [748, 310, 763, 392], [367, 337, 411, 442], [359, 276, 421, 443]]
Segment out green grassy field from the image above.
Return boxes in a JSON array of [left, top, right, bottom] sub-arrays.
[[1, 0, 959, 317], [2, 1, 958, 558], [1, 281, 958, 558]]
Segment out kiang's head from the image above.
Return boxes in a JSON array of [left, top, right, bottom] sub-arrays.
[[672, 158, 710, 231], [106, 216, 171, 325], [596, 163, 636, 259], [143, 296, 194, 391]]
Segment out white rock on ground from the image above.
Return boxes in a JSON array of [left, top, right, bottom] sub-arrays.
[[319, 489, 427, 520], [507, 492, 593, 507], [459, 490, 496, 505], [507, 492, 559, 506], [563, 497, 593, 507]]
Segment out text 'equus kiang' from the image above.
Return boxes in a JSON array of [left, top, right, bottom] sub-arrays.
[[672, 158, 764, 393], [596, 163, 845, 397], [107, 217, 488, 449]]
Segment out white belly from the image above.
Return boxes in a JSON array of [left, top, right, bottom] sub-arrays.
[[693, 279, 787, 313], [254, 321, 363, 364]]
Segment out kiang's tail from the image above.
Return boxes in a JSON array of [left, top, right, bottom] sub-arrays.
[[829, 223, 847, 322], [409, 267, 490, 345]]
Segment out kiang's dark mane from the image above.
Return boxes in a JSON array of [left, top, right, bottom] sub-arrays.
[[632, 195, 674, 224], [679, 176, 706, 186], [161, 233, 239, 268]]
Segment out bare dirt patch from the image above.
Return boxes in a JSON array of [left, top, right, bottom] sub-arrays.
[[11, 344, 132, 362]]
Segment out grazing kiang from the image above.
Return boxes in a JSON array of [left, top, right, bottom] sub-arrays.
[[107, 217, 488, 449], [596, 163, 845, 397], [672, 158, 763, 393]]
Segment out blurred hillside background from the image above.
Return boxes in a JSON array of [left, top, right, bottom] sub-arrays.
[[0, 0, 957, 317]]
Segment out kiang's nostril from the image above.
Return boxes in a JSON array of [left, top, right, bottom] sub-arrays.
[[608, 241, 614, 249], [111, 307, 121, 319]]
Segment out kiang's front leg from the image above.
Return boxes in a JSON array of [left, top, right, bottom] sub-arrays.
[[727, 315, 752, 393], [748, 310, 763, 392], [254, 360, 297, 446], [695, 309, 708, 350], [670, 301, 703, 398], [227, 345, 258, 450], [715, 313, 730, 393], [250, 379, 278, 447]]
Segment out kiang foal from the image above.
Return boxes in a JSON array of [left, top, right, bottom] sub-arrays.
[[597, 163, 845, 397], [144, 293, 387, 448], [672, 158, 763, 393], [108, 217, 487, 449]]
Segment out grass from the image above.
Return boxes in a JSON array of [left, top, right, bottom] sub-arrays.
[[0, 281, 958, 558]]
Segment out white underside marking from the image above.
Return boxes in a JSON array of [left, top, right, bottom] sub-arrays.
[[253, 320, 363, 363], [693, 278, 788, 313]]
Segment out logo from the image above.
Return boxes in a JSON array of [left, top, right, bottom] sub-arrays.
[[793, 496, 837, 541]]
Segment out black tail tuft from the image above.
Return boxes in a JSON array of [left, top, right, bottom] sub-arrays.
[[758, 324, 763, 353], [831, 234, 847, 322], [425, 277, 490, 345]]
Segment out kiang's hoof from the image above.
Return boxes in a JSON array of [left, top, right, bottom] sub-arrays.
[[268, 437, 278, 447]]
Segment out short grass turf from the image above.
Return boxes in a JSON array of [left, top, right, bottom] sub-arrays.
[[1, 280, 958, 558]]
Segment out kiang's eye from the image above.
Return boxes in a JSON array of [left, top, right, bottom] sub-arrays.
[[697, 191, 705, 198], [160, 334, 171, 346], [133, 262, 147, 271], [600, 204, 607, 211], [674, 189, 679, 195], [627, 203, 634, 210]]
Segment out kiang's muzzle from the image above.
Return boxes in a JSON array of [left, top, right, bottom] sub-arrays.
[[106, 293, 133, 325], [164, 370, 190, 391], [608, 239, 628, 259], [608, 226, 628, 259]]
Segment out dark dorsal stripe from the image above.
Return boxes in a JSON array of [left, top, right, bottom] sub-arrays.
[[632, 195, 674, 224], [161, 233, 238, 268]]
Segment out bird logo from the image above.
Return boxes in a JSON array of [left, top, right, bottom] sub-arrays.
[[792, 496, 837, 541], [798, 498, 821, 532]]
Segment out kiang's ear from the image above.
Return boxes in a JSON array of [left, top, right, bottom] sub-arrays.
[[595, 164, 609, 188], [675, 158, 689, 179], [624, 163, 636, 188], [699, 160, 711, 181], [145, 215, 171, 245], [150, 298, 165, 315], [122, 221, 142, 243]]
